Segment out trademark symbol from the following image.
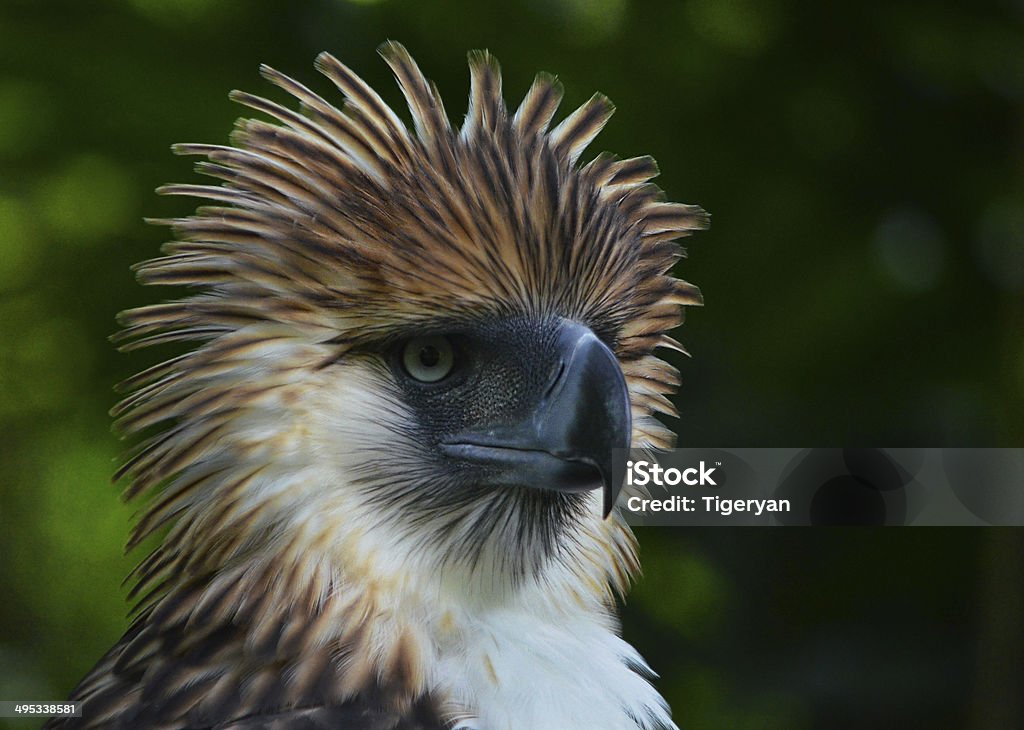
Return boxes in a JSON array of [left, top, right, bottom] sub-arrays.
[[715, 461, 722, 467]]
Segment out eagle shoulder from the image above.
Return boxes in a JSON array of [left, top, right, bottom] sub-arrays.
[[44, 567, 447, 730]]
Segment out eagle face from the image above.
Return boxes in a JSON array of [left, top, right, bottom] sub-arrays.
[[57, 43, 707, 730], [384, 315, 629, 503], [331, 313, 631, 583]]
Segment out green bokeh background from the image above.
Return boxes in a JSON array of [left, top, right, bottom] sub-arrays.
[[1, 0, 1021, 728]]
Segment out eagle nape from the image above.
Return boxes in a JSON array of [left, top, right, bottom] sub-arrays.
[[49, 41, 707, 730]]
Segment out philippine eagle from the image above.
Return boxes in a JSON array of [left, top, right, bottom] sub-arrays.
[[50, 43, 707, 729]]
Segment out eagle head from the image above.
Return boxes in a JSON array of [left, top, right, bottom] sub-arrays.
[[69, 42, 707, 730]]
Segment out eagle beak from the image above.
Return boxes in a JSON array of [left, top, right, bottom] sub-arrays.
[[442, 322, 631, 518]]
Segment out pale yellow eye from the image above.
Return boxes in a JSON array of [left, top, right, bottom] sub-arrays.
[[402, 336, 455, 383]]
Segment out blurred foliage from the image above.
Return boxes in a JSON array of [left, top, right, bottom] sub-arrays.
[[0, 0, 1021, 728]]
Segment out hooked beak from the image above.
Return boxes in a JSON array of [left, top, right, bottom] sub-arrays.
[[441, 322, 631, 517]]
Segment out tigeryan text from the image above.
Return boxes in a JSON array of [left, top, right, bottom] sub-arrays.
[[626, 495, 792, 516]]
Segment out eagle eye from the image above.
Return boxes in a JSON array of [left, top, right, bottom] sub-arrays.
[[401, 335, 455, 383]]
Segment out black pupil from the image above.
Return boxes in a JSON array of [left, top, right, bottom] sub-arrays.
[[419, 345, 441, 368]]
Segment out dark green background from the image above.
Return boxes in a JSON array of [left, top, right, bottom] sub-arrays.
[[1, 0, 1021, 728]]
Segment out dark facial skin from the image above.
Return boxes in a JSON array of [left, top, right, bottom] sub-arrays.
[[389, 315, 630, 515]]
